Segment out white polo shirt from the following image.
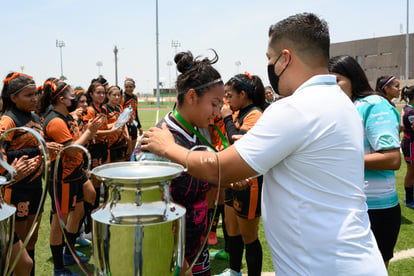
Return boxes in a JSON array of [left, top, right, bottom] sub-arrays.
[[235, 75, 386, 276]]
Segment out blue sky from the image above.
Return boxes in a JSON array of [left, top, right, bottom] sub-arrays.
[[1, 0, 413, 94]]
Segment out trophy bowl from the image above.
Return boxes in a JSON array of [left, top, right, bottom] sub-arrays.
[[91, 161, 186, 276]]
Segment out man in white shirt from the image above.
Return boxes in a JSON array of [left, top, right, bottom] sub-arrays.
[[142, 12, 387, 276]]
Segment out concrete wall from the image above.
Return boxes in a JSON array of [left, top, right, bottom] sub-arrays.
[[331, 34, 414, 88]]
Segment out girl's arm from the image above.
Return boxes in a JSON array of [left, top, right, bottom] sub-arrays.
[[364, 148, 401, 170]]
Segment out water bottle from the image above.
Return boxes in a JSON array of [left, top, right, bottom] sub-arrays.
[[115, 106, 132, 128], [134, 151, 170, 162], [131, 137, 170, 162]]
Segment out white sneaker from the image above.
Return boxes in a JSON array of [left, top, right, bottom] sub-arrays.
[[215, 268, 242, 276], [83, 232, 92, 241]]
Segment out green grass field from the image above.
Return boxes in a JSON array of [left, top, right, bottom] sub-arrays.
[[31, 105, 414, 275]]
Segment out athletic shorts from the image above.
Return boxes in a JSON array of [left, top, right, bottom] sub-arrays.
[[108, 139, 128, 162], [127, 123, 138, 140], [224, 176, 262, 219], [49, 170, 88, 214], [88, 141, 108, 169], [191, 245, 210, 276], [3, 179, 43, 222], [401, 138, 414, 164], [368, 204, 401, 262]]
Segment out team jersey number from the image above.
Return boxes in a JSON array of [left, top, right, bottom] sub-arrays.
[[17, 201, 30, 217]]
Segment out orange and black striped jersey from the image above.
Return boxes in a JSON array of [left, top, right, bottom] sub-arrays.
[[103, 103, 126, 147], [43, 110, 83, 180], [83, 104, 108, 143], [0, 108, 43, 187], [122, 93, 141, 128]]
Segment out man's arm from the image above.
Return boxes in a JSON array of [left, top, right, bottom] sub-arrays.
[[141, 122, 258, 185]]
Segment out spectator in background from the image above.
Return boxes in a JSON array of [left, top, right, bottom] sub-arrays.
[[375, 75, 401, 106], [263, 86, 275, 110], [329, 55, 401, 269], [123, 78, 143, 156]]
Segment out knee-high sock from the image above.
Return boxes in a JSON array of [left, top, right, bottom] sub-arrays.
[[50, 243, 64, 270], [405, 186, 414, 203], [228, 235, 244, 272], [64, 232, 77, 255], [245, 238, 262, 276]]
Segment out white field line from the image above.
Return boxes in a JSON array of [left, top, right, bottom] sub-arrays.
[[391, 248, 414, 262]]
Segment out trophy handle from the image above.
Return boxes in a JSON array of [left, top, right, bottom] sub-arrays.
[[0, 197, 15, 276], [53, 144, 93, 276], [184, 145, 221, 275], [0, 127, 49, 276]]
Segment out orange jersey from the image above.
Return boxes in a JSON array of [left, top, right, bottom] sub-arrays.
[[0, 108, 44, 186], [122, 93, 141, 128], [43, 110, 83, 180], [83, 104, 108, 143], [233, 108, 262, 131], [104, 103, 126, 147]]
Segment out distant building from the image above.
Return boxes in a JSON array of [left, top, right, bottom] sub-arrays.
[[331, 34, 414, 88]]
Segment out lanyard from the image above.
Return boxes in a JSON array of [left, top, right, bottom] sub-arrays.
[[210, 124, 228, 149], [173, 109, 217, 152]]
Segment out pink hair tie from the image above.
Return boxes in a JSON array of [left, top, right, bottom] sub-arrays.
[[380, 76, 396, 90]]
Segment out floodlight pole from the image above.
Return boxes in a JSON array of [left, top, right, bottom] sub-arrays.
[[406, 0, 410, 86], [155, 0, 160, 108], [56, 40, 65, 79]]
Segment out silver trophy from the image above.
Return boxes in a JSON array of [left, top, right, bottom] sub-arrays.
[[91, 161, 186, 276]]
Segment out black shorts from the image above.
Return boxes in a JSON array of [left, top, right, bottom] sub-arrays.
[[127, 123, 138, 140], [3, 179, 43, 222], [108, 139, 128, 162], [224, 176, 262, 219], [368, 204, 401, 262], [49, 170, 88, 214], [401, 138, 414, 164], [88, 141, 108, 169]]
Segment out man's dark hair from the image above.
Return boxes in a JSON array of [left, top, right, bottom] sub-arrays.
[[268, 13, 330, 67]]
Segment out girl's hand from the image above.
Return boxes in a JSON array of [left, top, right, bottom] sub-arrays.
[[11, 155, 39, 182], [71, 107, 84, 120], [220, 104, 232, 118], [45, 142, 64, 160], [88, 115, 104, 134], [232, 134, 243, 141], [231, 178, 252, 191]]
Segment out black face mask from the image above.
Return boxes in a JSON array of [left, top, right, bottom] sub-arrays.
[[67, 98, 77, 112], [267, 53, 291, 95]]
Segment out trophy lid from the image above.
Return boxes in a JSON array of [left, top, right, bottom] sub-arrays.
[[91, 161, 184, 185]]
